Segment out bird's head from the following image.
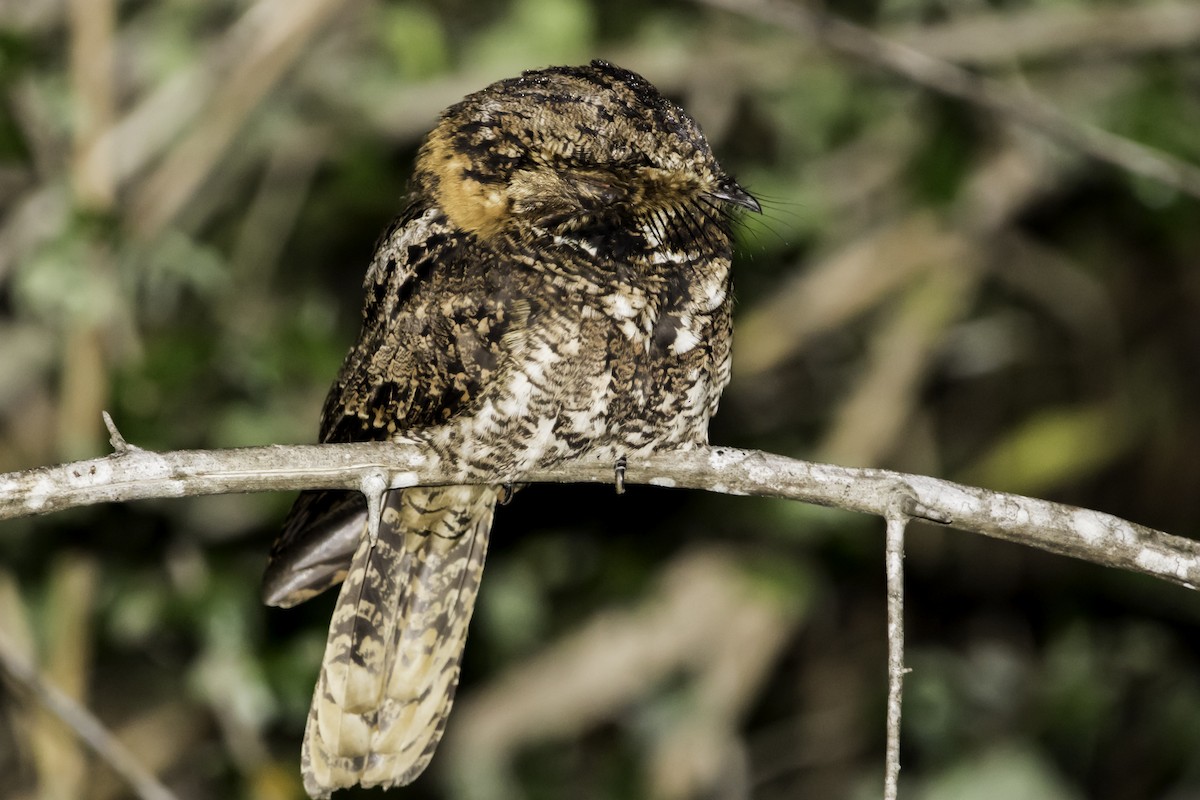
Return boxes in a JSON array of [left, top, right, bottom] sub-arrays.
[[414, 60, 758, 259]]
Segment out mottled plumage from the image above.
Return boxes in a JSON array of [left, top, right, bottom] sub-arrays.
[[262, 61, 758, 798]]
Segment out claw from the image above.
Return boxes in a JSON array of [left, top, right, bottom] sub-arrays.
[[614, 455, 627, 495]]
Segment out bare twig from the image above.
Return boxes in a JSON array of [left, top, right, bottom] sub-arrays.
[[1, 438, 1198, 593], [101, 410, 136, 453], [883, 514, 908, 800], [691, 0, 1200, 200], [0, 630, 179, 800]]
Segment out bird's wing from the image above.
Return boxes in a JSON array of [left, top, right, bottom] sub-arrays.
[[262, 201, 463, 608], [263, 200, 523, 796]]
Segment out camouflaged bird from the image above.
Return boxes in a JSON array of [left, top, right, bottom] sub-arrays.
[[262, 60, 759, 798]]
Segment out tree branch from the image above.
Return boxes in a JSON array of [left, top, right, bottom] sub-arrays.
[[3, 431, 1197, 800], [0, 630, 179, 800], [1, 438, 1197, 591], [691, 0, 1200, 200]]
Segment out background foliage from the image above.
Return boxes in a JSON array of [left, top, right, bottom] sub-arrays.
[[2, 0, 1200, 798]]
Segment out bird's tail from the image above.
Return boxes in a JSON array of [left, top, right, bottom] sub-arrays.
[[301, 485, 498, 798]]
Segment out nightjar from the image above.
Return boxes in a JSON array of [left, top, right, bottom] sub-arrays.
[[262, 60, 759, 798]]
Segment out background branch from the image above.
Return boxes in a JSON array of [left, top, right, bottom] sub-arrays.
[[443, 547, 800, 800], [693, 0, 1200, 200], [0, 630, 178, 800]]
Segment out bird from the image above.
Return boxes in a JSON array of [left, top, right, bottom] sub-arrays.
[[260, 60, 759, 798]]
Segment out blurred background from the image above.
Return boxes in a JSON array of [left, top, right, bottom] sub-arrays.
[[2, 0, 1200, 798]]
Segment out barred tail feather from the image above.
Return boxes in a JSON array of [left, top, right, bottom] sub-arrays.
[[301, 485, 497, 798]]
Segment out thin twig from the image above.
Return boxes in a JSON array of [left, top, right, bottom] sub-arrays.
[[691, 0, 1200, 200], [883, 514, 908, 800], [0, 630, 179, 800], [101, 411, 136, 453]]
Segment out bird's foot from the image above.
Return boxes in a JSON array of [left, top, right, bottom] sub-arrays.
[[614, 455, 627, 495]]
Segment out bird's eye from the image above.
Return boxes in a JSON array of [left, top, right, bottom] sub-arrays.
[[566, 172, 623, 207]]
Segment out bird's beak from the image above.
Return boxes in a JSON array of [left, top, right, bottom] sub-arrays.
[[710, 180, 761, 213]]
